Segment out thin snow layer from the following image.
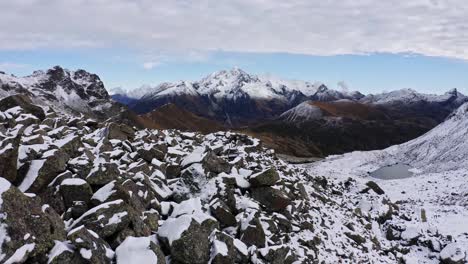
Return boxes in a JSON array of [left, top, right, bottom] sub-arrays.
[[308, 102, 468, 255], [61, 178, 87, 186], [47, 241, 73, 264], [92, 181, 116, 202], [361, 88, 466, 105], [3, 243, 35, 264], [115, 236, 158, 264], [280, 101, 323, 122], [158, 198, 214, 245], [18, 159, 46, 192]]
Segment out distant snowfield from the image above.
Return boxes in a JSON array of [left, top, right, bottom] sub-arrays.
[[306, 103, 468, 252]]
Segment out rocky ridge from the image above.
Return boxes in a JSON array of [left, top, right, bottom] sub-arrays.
[[0, 95, 457, 263]]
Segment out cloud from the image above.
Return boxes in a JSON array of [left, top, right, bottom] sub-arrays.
[[142, 61, 160, 70], [1, 0, 468, 59]]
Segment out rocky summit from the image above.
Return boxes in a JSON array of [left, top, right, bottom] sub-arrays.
[[0, 94, 458, 263]]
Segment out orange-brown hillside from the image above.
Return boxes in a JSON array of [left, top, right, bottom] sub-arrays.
[[142, 103, 224, 133]]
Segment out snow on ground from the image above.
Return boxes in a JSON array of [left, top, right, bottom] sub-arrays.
[[307, 103, 468, 253]]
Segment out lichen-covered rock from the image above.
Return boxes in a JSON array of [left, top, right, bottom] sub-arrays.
[[238, 213, 266, 247], [60, 178, 93, 208], [0, 94, 46, 120], [158, 213, 219, 264], [106, 123, 135, 141], [69, 199, 130, 238], [86, 162, 120, 186], [248, 168, 280, 187], [209, 198, 237, 228], [0, 137, 19, 182], [17, 148, 69, 193], [0, 178, 66, 262], [250, 186, 291, 212], [67, 226, 114, 263], [210, 231, 237, 264]]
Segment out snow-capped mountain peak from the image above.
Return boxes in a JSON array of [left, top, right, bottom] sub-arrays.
[[0, 66, 112, 114]]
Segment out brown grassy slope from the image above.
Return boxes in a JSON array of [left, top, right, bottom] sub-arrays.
[[310, 101, 389, 120], [141, 103, 224, 133]]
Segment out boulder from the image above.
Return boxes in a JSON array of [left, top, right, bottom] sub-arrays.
[[115, 236, 166, 264], [69, 199, 131, 238], [0, 178, 66, 262], [440, 243, 466, 264], [180, 163, 207, 193], [67, 226, 114, 263], [165, 163, 181, 179], [248, 168, 280, 187], [60, 178, 93, 208], [203, 151, 232, 175], [137, 147, 165, 163], [86, 162, 120, 186], [210, 198, 237, 228], [365, 181, 385, 195], [158, 213, 219, 264], [239, 215, 266, 247], [210, 231, 237, 264], [0, 137, 19, 182], [106, 123, 135, 141], [17, 148, 69, 193], [250, 186, 291, 212], [0, 94, 46, 120], [259, 245, 297, 264], [47, 241, 83, 264]]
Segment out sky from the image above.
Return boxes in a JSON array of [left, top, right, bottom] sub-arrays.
[[1, 0, 468, 94]]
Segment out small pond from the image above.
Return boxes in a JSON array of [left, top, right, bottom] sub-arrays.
[[370, 164, 413, 180]]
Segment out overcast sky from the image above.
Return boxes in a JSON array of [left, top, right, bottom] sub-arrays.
[[1, 0, 468, 94]]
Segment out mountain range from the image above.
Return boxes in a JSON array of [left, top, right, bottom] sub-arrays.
[[109, 68, 467, 157]]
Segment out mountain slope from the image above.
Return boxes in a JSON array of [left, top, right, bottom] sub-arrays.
[[142, 103, 224, 133], [0, 66, 156, 128], [309, 102, 468, 254]]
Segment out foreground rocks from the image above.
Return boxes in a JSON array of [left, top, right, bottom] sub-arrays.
[[0, 95, 461, 263]]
